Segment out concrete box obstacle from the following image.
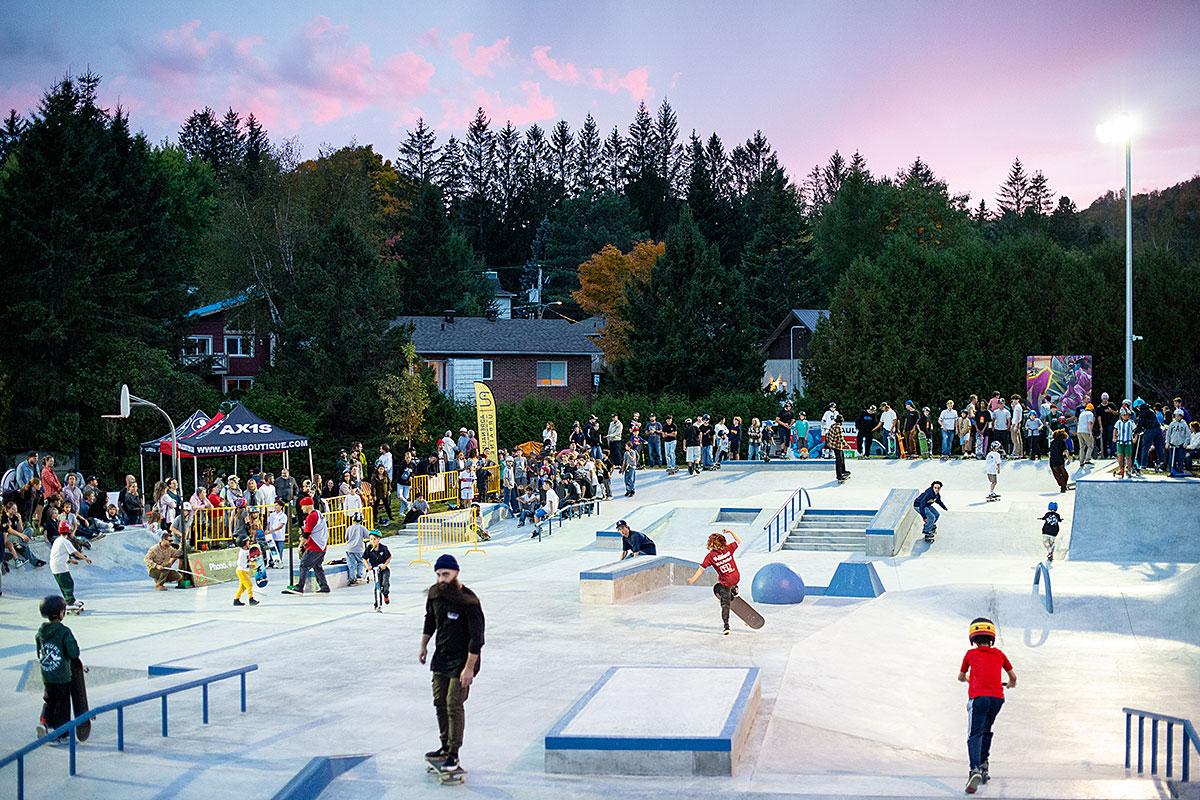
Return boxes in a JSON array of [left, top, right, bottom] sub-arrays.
[[580, 556, 716, 604], [1070, 474, 1200, 562], [824, 560, 885, 597], [865, 488, 920, 556], [545, 666, 761, 776]]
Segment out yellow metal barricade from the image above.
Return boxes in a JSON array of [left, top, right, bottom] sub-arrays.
[[323, 495, 374, 547], [410, 506, 482, 566], [189, 495, 371, 549], [411, 470, 460, 505]]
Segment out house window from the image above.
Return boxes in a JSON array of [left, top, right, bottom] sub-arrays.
[[425, 360, 447, 391], [481, 360, 493, 381], [184, 336, 213, 356], [225, 334, 254, 357], [536, 361, 567, 387], [224, 377, 254, 394]]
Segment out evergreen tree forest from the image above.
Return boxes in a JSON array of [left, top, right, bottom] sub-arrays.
[[1, 73, 1197, 478]]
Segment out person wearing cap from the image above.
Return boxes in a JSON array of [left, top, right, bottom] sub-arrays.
[[144, 530, 183, 590], [827, 414, 850, 480], [820, 403, 838, 437], [344, 512, 368, 584], [1133, 397, 1163, 472], [1075, 403, 1096, 466], [958, 617, 1017, 792], [1113, 406, 1136, 478], [284, 497, 330, 594], [364, 530, 392, 604], [645, 413, 663, 467], [1166, 408, 1191, 477], [419, 554, 485, 773], [50, 520, 90, 609], [616, 519, 656, 558]]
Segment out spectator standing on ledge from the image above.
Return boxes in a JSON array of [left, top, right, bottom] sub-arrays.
[[826, 415, 850, 482], [419, 554, 485, 777]]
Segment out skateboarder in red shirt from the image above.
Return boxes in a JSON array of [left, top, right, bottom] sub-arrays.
[[958, 617, 1017, 794], [687, 529, 742, 635]]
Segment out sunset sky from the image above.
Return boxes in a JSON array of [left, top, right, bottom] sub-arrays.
[[3, 1, 1198, 207]]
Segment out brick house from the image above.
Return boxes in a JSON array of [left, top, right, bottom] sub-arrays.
[[392, 313, 602, 404], [182, 295, 273, 394], [761, 308, 830, 396]]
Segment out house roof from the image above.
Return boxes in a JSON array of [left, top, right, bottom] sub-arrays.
[[484, 272, 517, 298], [186, 294, 251, 318], [761, 308, 830, 351], [392, 315, 602, 356]]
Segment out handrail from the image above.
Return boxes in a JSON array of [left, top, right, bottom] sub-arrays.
[[1033, 562, 1054, 613], [764, 486, 812, 551], [1124, 708, 1199, 782], [534, 496, 604, 540], [1, 664, 257, 800]]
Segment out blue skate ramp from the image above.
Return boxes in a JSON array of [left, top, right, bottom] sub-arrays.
[[1070, 475, 1200, 563]]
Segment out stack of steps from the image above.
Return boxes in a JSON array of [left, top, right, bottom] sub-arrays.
[[781, 509, 873, 552]]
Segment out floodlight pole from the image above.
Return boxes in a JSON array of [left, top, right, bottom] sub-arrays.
[[1123, 138, 1133, 403]]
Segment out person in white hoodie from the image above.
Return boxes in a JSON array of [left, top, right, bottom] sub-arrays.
[[1166, 409, 1191, 476], [985, 442, 1003, 500]]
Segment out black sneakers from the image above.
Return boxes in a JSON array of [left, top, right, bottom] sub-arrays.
[[425, 746, 449, 761]]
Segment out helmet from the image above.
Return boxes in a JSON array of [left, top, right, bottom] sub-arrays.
[[1133, 398, 1145, 409], [1048, 501, 1058, 511], [990, 442, 1002, 451], [968, 617, 997, 643], [40, 595, 67, 619]]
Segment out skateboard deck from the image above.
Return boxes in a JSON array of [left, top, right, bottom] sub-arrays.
[[986, 494, 1002, 502], [70, 658, 90, 741], [730, 596, 764, 629], [425, 756, 466, 784], [918, 431, 931, 458]]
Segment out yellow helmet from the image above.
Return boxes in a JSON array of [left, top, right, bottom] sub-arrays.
[[968, 618, 997, 642]]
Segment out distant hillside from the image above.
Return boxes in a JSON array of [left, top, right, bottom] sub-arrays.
[[1081, 175, 1200, 260]]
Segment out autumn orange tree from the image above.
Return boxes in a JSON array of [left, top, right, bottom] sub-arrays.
[[572, 240, 663, 361]]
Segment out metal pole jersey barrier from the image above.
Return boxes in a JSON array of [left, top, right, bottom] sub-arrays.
[[410, 506, 482, 567]]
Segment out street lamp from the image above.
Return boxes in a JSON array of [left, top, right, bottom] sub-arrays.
[[1096, 112, 1138, 402]]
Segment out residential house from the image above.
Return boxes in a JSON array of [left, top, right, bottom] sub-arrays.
[[182, 295, 273, 394], [392, 312, 602, 403], [484, 270, 516, 319], [761, 308, 830, 396]]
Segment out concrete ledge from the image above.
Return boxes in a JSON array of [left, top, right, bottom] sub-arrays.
[[595, 530, 624, 550], [580, 556, 716, 604], [865, 488, 919, 556], [721, 460, 834, 471], [271, 754, 371, 800], [1071, 476, 1200, 562], [545, 666, 760, 776], [594, 509, 675, 550]]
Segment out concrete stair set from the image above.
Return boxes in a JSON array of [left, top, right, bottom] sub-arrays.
[[781, 510, 873, 552]]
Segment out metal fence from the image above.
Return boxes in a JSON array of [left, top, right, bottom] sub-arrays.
[[189, 495, 372, 549], [410, 506, 483, 567]]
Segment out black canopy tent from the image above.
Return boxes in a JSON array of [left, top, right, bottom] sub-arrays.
[[162, 403, 313, 488], [137, 409, 211, 492]]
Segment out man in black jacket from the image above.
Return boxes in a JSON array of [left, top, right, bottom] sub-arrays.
[[420, 554, 485, 775]]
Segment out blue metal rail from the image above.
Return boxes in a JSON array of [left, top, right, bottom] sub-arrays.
[[1032, 562, 1053, 613], [1124, 708, 1199, 782], [0, 663, 257, 800], [764, 487, 812, 551]]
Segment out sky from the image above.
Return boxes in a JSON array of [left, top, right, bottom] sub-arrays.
[[3, 0, 1198, 207]]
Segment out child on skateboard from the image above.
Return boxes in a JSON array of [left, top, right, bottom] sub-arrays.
[[36, 595, 80, 744], [1038, 502, 1064, 562], [958, 617, 1017, 794], [687, 529, 742, 635], [365, 530, 391, 606], [985, 442, 1003, 500], [50, 521, 90, 612]]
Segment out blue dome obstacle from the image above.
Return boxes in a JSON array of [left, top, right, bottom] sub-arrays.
[[751, 562, 806, 604]]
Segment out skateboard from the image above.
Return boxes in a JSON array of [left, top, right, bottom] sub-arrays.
[[918, 431, 931, 458], [70, 658, 90, 741], [426, 756, 466, 784], [64, 605, 85, 616], [986, 494, 1002, 502], [924, 525, 938, 543], [729, 595, 765, 629], [250, 546, 269, 588]]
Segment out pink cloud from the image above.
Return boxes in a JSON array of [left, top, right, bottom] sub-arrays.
[[588, 66, 653, 102], [449, 32, 511, 77], [438, 81, 555, 131], [531, 46, 579, 84], [419, 27, 441, 50]]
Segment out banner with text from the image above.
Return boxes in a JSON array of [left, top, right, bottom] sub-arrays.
[[474, 381, 498, 459]]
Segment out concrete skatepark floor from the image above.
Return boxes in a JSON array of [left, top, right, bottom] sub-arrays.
[[0, 457, 1195, 799]]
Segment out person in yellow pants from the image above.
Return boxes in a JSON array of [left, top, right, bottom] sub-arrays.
[[233, 536, 259, 606]]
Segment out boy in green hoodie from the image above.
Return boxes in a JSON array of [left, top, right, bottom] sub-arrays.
[[35, 595, 80, 743]]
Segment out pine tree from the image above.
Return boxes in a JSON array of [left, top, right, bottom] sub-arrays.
[[179, 107, 221, 174], [574, 113, 602, 196], [740, 169, 815, 330], [494, 121, 521, 216], [217, 108, 245, 181], [802, 163, 828, 213], [654, 100, 684, 195], [1, 109, 28, 163], [1028, 170, 1053, 216], [823, 151, 847, 200], [399, 117, 440, 183], [996, 157, 1029, 215], [437, 135, 466, 215], [625, 102, 655, 184], [705, 134, 732, 202], [462, 108, 496, 257], [550, 119, 573, 195], [730, 131, 777, 195], [600, 126, 625, 193], [241, 113, 269, 190]]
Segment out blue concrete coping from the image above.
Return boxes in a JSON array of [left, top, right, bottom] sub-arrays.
[[271, 754, 372, 800], [545, 666, 760, 752], [865, 488, 919, 537], [595, 508, 675, 539], [718, 507, 762, 514], [806, 508, 877, 516], [596, 530, 622, 539], [580, 555, 699, 581]]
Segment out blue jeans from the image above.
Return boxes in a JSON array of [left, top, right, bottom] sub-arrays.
[[591, 445, 603, 460], [967, 696, 1004, 770], [941, 429, 954, 456], [624, 468, 636, 494], [647, 438, 662, 466], [396, 484, 410, 513], [663, 440, 677, 466], [702, 446, 713, 467], [920, 505, 940, 535], [747, 441, 760, 461], [346, 551, 365, 582], [1138, 429, 1163, 469]]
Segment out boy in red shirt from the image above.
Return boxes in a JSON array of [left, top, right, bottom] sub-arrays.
[[686, 528, 742, 635], [958, 617, 1017, 794]]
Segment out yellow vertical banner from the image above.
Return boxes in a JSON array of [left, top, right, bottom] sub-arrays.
[[474, 381, 498, 459]]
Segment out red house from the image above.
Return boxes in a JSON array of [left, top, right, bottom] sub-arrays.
[[182, 295, 273, 394]]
